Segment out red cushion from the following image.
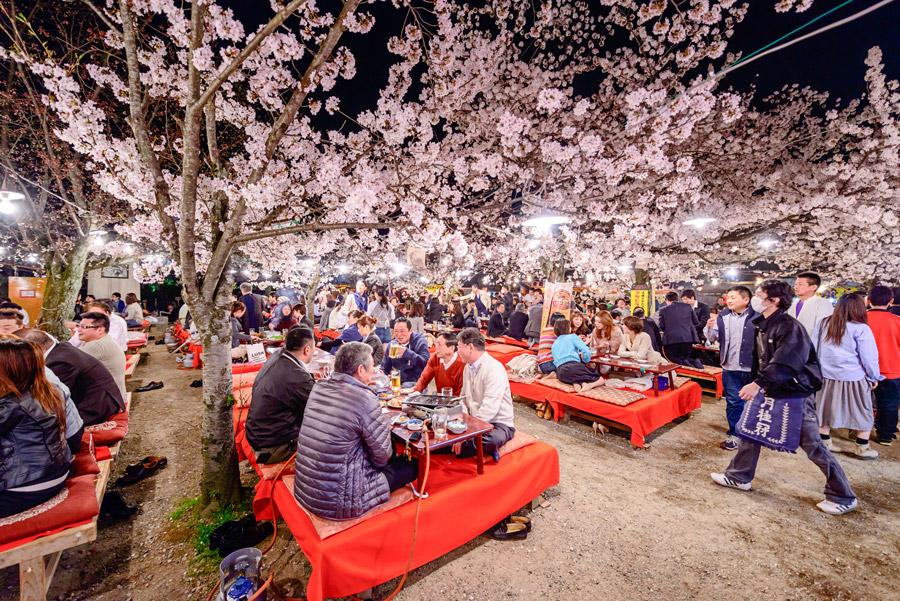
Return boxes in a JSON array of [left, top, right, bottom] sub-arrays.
[[94, 445, 111, 462], [232, 362, 264, 375], [0, 474, 99, 552], [70, 448, 100, 477], [82, 411, 128, 446]]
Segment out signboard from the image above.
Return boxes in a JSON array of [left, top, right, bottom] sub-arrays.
[[8, 277, 46, 324], [540, 281, 573, 330], [246, 343, 267, 364], [630, 285, 651, 317]]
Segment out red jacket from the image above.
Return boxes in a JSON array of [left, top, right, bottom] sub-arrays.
[[868, 309, 900, 379], [413, 353, 464, 395]]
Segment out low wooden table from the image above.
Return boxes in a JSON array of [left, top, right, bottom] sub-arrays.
[[589, 354, 679, 396], [388, 410, 493, 485]]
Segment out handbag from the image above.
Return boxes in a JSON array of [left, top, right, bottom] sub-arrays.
[[735, 390, 804, 453]]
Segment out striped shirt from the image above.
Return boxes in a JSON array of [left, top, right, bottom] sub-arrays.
[[537, 328, 556, 365]]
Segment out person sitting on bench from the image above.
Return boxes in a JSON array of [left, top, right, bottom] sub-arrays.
[[0, 336, 72, 518], [294, 342, 418, 520], [246, 327, 315, 464], [16, 328, 126, 428]]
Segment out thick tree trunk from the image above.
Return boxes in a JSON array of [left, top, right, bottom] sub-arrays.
[[195, 282, 243, 506], [38, 236, 91, 339]]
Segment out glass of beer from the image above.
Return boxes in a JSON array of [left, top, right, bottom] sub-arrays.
[[390, 344, 406, 359], [390, 370, 401, 393]]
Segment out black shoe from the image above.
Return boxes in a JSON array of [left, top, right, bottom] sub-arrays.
[[190, 379, 203, 388], [210, 514, 274, 557], [489, 521, 528, 541], [135, 381, 164, 392], [101, 491, 138, 520], [155, 339, 166, 345]]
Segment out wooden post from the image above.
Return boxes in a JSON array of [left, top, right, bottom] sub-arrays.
[[19, 556, 47, 601]]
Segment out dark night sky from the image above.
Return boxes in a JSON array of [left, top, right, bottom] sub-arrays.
[[228, 0, 898, 110]]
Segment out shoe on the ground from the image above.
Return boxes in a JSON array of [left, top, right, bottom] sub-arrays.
[[135, 381, 164, 393], [816, 498, 858, 516], [822, 437, 838, 452], [720, 435, 739, 451], [488, 521, 528, 541], [190, 379, 203, 388], [101, 491, 138, 520], [508, 515, 532, 533], [871, 433, 894, 447], [710, 472, 751, 491], [853, 443, 879, 460]]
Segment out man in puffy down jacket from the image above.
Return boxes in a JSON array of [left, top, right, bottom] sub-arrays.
[[294, 342, 418, 520]]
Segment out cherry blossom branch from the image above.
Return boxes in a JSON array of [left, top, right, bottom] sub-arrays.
[[233, 221, 409, 244]]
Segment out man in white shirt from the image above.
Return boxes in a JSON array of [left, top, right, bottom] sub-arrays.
[[456, 327, 516, 462], [790, 271, 834, 337], [70, 301, 128, 352]]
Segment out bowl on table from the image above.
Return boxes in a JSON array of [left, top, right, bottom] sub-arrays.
[[405, 419, 423, 431], [391, 414, 409, 426], [447, 420, 467, 434]]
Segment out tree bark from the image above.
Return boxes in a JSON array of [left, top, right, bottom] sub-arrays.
[[195, 281, 243, 506], [305, 264, 320, 322], [37, 235, 91, 339]]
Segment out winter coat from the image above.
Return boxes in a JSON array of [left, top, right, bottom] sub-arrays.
[[1, 392, 71, 491], [293, 372, 392, 520], [752, 309, 823, 398]]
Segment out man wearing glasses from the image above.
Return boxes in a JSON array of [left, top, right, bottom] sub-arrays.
[[77, 311, 126, 398]]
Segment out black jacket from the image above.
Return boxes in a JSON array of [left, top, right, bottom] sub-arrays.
[[452, 311, 467, 330], [1, 392, 71, 490], [694, 301, 711, 341], [425, 299, 444, 323], [46, 342, 125, 426], [658, 302, 699, 345], [246, 350, 315, 450], [507, 311, 529, 340], [487, 311, 507, 337], [752, 309, 822, 398], [643, 318, 663, 352]]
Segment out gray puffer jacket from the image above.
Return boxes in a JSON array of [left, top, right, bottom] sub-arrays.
[[293, 372, 392, 520]]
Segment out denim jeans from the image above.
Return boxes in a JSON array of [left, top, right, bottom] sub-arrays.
[[375, 327, 391, 343], [722, 370, 754, 435], [725, 395, 856, 504], [538, 361, 556, 374], [874, 377, 899, 441]]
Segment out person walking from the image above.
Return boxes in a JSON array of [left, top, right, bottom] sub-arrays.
[[710, 280, 858, 516], [867, 285, 900, 446], [813, 293, 882, 459]]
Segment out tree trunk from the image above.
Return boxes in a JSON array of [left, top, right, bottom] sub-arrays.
[[38, 236, 91, 339], [195, 282, 243, 506], [305, 265, 320, 322]]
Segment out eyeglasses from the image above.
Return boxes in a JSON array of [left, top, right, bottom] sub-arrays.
[[76, 324, 102, 330]]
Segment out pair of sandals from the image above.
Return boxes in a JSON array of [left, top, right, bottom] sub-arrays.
[[115, 455, 168, 487], [490, 515, 532, 541], [535, 401, 553, 420], [135, 381, 164, 392], [209, 514, 274, 558]]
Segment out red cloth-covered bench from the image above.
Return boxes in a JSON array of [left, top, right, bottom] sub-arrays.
[[511, 379, 702, 447], [0, 446, 111, 601], [266, 435, 559, 601]]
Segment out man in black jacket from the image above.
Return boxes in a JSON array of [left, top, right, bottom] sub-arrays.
[[657, 291, 702, 368], [486, 303, 508, 337], [710, 280, 857, 516], [18, 329, 125, 426], [246, 327, 315, 464]]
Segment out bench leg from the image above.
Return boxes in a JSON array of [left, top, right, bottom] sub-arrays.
[[19, 557, 47, 601]]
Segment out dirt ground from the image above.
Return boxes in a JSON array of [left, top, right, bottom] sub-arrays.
[[3, 338, 898, 601]]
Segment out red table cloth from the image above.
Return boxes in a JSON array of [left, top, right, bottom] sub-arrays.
[[268, 439, 559, 601], [510, 380, 702, 447]]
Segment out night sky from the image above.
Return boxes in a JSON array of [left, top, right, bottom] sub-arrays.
[[229, 0, 899, 113]]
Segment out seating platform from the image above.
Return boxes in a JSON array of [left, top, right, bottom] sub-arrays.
[[125, 331, 148, 354], [124, 353, 140, 379], [0, 448, 110, 601], [675, 365, 724, 398], [510, 379, 702, 447], [265, 435, 559, 601], [484, 344, 534, 366]]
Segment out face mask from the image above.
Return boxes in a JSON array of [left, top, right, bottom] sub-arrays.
[[750, 296, 766, 313]]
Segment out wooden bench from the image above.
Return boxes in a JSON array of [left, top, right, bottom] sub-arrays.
[[674, 366, 724, 398], [0, 459, 111, 601]]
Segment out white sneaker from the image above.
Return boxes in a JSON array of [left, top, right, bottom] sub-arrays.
[[816, 498, 858, 515], [710, 472, 751, 491], [853, 443, 879, 460], [822, 437, 838, 452]]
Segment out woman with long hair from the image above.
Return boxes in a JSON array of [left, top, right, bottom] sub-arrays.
[[367, 288, 394, 343], [408, 302, 426, 334], [449, 301, 466, 330], [813, 293, 882, 459], [570, 311, 591, 339], [269, 302, 297, 333], [589, 310, 623, 355], [0, 336, 72, 517]]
